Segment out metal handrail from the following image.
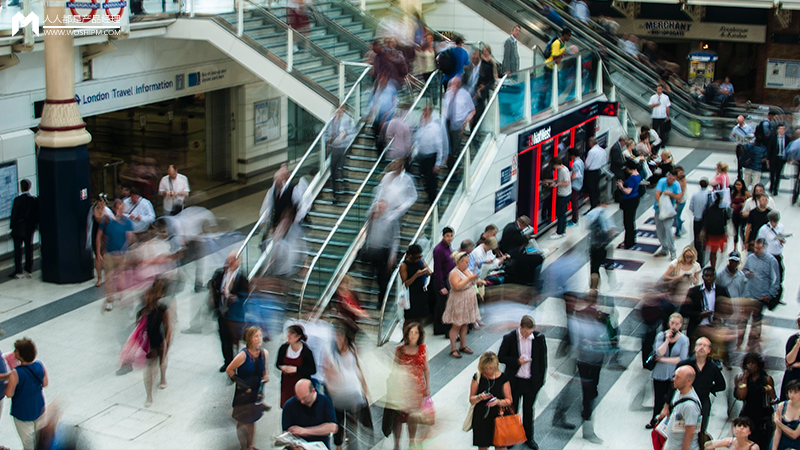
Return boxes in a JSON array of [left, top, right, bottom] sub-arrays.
[[376, 74, 508, 345], [235, 65, 372, 261], [297, 70, 439, 317]]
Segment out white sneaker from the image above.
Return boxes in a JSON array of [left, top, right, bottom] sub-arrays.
[[24, 272, 32, 278], [14, 273, 24, 279], [550, 233, 566, 240]]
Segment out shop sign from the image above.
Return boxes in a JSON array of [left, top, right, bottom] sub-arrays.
[[610, 18, 766, 43]]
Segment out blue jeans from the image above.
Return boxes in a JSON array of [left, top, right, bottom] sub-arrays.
[[673, 202, 686, 236]]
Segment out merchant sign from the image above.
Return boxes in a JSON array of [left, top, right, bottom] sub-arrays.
[[609, 19, 766, 43]]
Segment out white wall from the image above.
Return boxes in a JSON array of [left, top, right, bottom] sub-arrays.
[[0, 130, 37, 256], [234, 81, 290, 178], [424, 0, 535, 69]]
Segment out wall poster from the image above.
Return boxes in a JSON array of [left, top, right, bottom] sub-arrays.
[[255, 98, 281, 143]]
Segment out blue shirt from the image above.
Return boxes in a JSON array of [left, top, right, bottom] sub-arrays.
[[623, 174, 640, 200], [571, 158, 584, 190], [741, 143, 766, 171], [101, 217, 133, 253], [282, 392, 337, 449], [443, 46, 470, 84], [654, 177, 681, 211], [10, 361, 46, 422]]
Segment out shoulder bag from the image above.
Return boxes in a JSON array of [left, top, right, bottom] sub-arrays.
[[462, 372, 480, 432], [493, 406, 527, 447]]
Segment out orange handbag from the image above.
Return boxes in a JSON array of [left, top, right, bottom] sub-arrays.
[[493, 407, 527, 447]]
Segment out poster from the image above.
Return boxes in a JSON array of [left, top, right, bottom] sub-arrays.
[[766, 59, 800, 90], [254, 98, 281, 143], [0, 161, 18, 220]]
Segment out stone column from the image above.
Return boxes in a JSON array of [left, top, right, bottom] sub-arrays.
[[35, 4, 94, 283]]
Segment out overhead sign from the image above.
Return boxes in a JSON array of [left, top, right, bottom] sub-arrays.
[[609, 18, 766, 43], [518, 101, 617, 151], [766, 59, 800, 90]]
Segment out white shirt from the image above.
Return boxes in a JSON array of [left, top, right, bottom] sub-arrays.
[[569, 0, 590, 23], [584, 145, 607, 171], [468, 244, 498, 274], [123, 197, 156, 233], [158, 173, 190, 214], [443, 87, 475, 131], [373, 170, 418, 222], [516, 329, 534, 379], [742, 196, 776, 215], [757, 222, 785, 256], [700, 284, 716, 326], [649, 93, 671, 119], [730, 123, 754, 144], [416, 116, 449, 166]]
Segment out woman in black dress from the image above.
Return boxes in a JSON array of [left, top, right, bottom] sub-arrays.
[[734, 352, 777, 450], [469, 351, 512, 450], [139, 277, 171, 408], [399, 244, 430, 333], [781, 318, 800, 401]]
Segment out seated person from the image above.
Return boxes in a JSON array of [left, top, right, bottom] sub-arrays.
[[468, 236, 509, 281], [499, 216, 544, 286], [123, 187, 156, 233], [282, 379, 338, 449]]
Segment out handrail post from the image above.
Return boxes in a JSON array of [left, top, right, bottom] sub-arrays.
[[464, 146, 471, 194], [237, 0, 244, 37], [551, 63, 559, 114], [22, 0, 32, 47], [320, 139, 326, 173], [492, 95, 500, 136], [622, 109, 628, 137], [524, 70, 531, 124], [431, 204, 439, 248], [360, 0, 366, 11], [575, 54, 582, 103], [287, 30, 293, 73], [338, 62, 346, 105], [355, 83, 361, 118], [609, 85, 617, 102], [596, 59, 603, 95]]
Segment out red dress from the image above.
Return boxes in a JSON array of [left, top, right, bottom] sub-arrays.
[[280, 351, 303, 408], [395, 344, 427, 416]]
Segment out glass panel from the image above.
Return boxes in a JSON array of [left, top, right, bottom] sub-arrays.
[[531, 65, 551, 116], [581, 51, 597, 95], [498, 77, 525, 128], [556, 56, 577, 104]]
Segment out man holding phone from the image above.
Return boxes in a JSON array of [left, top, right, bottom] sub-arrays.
[[498, 316, 548, 449], [741, 238, 781, 352]]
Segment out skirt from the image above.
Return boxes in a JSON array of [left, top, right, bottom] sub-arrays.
[[705, 234, 727, 253]]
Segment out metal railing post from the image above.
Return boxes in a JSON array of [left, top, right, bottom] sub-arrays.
[[524, 71, 531, 124], [360, 0, 366, 11], [492, 96, 500, 135], [622, 110, 628, 137], [551, 63, 559, 114], [189, 0, 195, 17], [464, 146, 471, 194], [338, 63, 346, 105], [575, 54, 582, 103], [237, 0, 244, 37], [287, 30, 293, 72], [320, 140, 326, 173], [431, 204, 439, 246], [355, 83, 361, 118], [22, 0, 32, 47], [609, 85, 617, 102], [596, 59, 603, 95]]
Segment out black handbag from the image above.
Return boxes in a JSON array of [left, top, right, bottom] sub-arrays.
[[644, 351, 658, 371]]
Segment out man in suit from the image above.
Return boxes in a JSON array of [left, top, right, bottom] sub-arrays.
[[210, 252, 249, 372], [498, 316, 547, 449], [681, 267, 730, 348], [503, 26, 521, 75], [10, 179, 38, 279], [766, 123, 791, 196], [609, 136, 627, 182]]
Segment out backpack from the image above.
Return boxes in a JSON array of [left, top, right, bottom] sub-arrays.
[[542, 37, 558, 59], [739, 144, 755, 168], [754, 120, 766, 143], [437, 47, 456, 76]]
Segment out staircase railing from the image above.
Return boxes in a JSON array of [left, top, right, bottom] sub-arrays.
[[298, 70, 440, 318], [376, 74, 508, 345], [236, 64, 373, 279]]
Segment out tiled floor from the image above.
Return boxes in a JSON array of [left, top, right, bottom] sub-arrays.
[[1, 145, 799, 450]]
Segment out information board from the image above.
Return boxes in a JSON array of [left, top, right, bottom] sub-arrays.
[[0, 161, 18, 220], [495, 184, 516, 213], [766, 59, 800, 90]]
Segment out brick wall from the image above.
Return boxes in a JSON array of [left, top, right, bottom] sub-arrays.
[[754, 11, 800, 109]]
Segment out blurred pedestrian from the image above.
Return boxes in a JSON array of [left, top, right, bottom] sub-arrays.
[[373, 159, 418, 222], [382, 107, 412, 162], [325, 106, 355, 204], [5, 338, 47, 450], [415, 104, 447, 205], [568, 147, 584, 226], [756, 210, 785, 295], [123, 187, 155, 234], [276, 325, 317, 409], [689, 178, 712, 266], [392, 323, 431, 449], [158, 165, 190, 216], [139, 278, 171, 407], [498, 316, 546, 449], [97, 199, 135, 311], [399, 244, 431, 332], [742, 238, 780, 351], [360, 201, 399, 307], [442, 77, 476, 168], [704, 191, 731, 269], [87, 193, 113, 287], [9, 179, 38, 280], [734, 352, 776, 450], [468, 351, 512, 450], [585, 202, 615, 286], [325, 327, 370, 450], [208, 253, 248, 371], [226, 326, 270, 450], [259, 163, 310, 233], [443, 252, 484, 358]]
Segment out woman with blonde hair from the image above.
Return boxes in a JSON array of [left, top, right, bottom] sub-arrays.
[[468, 351, 513, 449], [710, 161, 730, 191], [662, 245, 702, 285], [443, 251, 485, 358]]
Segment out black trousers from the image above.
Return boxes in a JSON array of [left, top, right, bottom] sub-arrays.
[[361, 247, 391, 307], [584, 170, 601, 209], [769, 158, 786, 195], [577, 362, 601, 420], [511, 378, 541, 443], [218, 315, 234, 367], [556, 194, 570, 235], [589, 246, 607, 275], [330, 145, 347, 199], [652, 118, 669, 146], [433, 287, 449, 335], [13, 232, 34, 274], [652, 379, 672, 420], [693, 220, 705, 267], [417, 153, 438, 204], [621, 196, 639, 248]]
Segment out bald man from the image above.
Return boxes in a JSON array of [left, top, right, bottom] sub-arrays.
[[677, 337, 725, 436], [282, 379, 338, 449], [658, 365, 701, 450]]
